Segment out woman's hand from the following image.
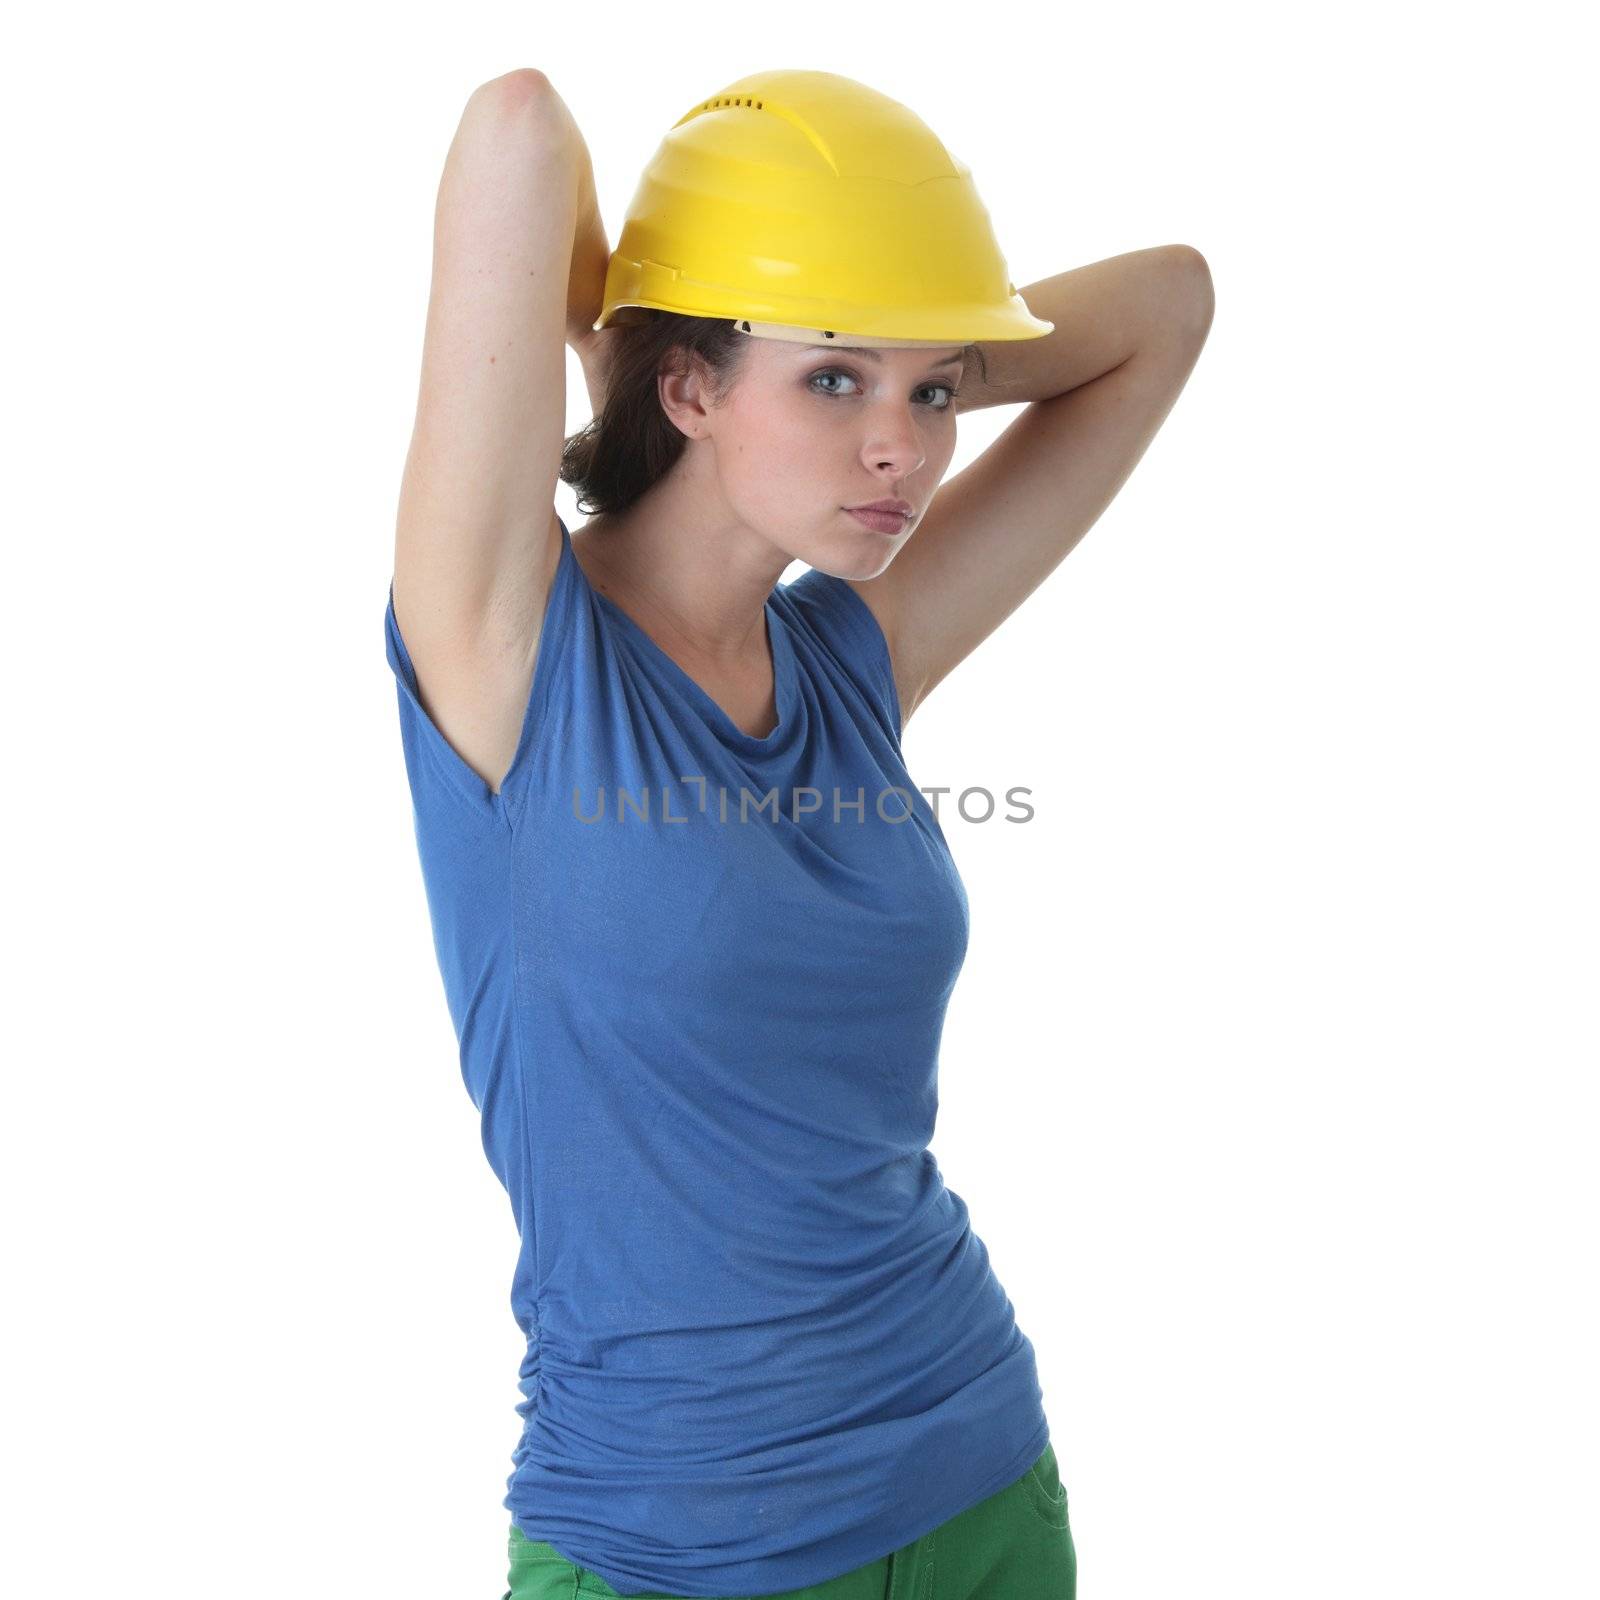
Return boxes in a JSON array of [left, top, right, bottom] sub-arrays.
[[569, 322, 621, 417]]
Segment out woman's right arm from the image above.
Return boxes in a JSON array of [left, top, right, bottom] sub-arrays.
[[390, 68, 589, 795]]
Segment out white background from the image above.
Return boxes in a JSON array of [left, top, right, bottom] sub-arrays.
[[5, 4, 1595, 1598]]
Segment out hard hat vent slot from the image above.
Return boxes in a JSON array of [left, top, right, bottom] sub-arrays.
[[701, 98, 764, 110]]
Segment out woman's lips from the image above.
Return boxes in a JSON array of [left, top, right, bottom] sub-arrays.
[[845, 507, 911, 534]]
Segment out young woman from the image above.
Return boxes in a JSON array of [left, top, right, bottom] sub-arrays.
[[385, 66, 1212, 1600]]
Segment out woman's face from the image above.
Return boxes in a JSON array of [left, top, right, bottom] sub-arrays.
[[669, 337, 967, 575]]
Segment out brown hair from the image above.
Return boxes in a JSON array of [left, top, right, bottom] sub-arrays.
[[559, 310, 987, 518]]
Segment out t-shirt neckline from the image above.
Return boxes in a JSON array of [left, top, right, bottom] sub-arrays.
[[575, 537, 798, 752]]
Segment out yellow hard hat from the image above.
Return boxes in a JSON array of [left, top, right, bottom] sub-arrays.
[[596, 69, 1054, 349]]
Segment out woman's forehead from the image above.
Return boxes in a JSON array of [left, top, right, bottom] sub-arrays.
[[769, 340, 966, 367]]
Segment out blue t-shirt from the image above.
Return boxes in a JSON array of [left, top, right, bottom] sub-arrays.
[[384, 514, 1049, 1597]]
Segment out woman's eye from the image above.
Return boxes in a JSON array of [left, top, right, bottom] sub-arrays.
[[808, 370, 856, 396], [808, 370, 958, 410]]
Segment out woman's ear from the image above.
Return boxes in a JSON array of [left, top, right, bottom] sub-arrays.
[[657, 349, 720, 441]]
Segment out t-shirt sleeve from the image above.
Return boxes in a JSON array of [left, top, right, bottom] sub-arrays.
[[384, 515, 584, 828], [782, 569, 904, 748], [384, 579, 503, 826]]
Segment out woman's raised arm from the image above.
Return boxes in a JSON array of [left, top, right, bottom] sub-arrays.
[[389, 68, 587, 794]]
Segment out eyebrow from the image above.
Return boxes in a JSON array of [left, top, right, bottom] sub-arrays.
[[798, 345, 967, 372]]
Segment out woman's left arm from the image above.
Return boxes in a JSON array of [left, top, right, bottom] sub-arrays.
[[863, 244, 1215, 729], [957, 245, 1215, 411]]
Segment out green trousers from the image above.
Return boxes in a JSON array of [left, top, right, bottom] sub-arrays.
[[503, 1441, 1076, 1600]]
